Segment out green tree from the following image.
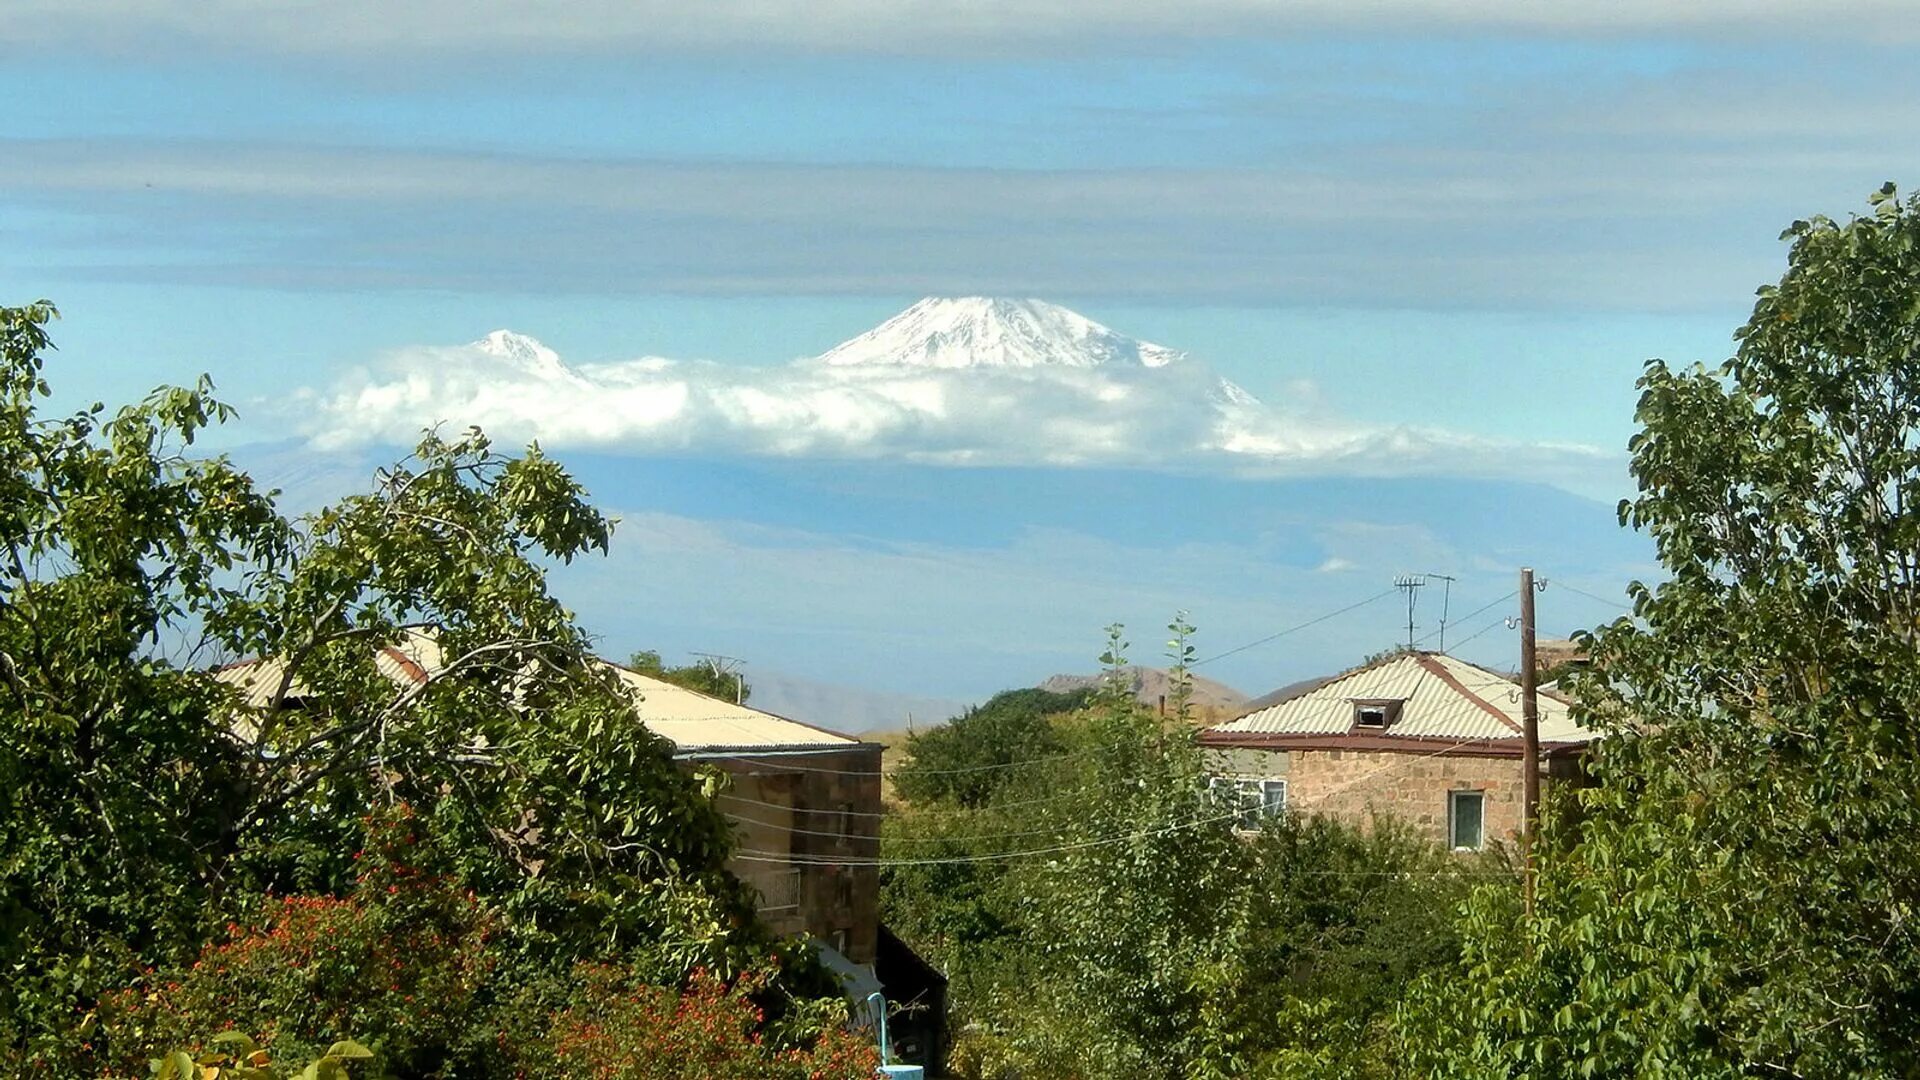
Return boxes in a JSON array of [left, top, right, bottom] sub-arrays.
[[1401, 184, 1920, 1077], [890, 686, 1090, 807], [886, 624, 1472, 1080], [0, 303, 772, 1075], [625, 649, 751, 703]]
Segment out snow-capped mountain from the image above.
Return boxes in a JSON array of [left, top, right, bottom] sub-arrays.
[[814, 297, 1187, 370], [315, 296, 1302, 465], [474, 329, 571, 379]]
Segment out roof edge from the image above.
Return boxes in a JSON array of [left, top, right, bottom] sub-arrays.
[[1198, 730, 1592, 758], [1416, 653, 1523, 734]]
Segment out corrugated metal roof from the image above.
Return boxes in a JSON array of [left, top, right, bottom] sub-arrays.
[[1208, 651, 1593, 744], [211, 628, 856, 751], [599, 663, 858, 750]]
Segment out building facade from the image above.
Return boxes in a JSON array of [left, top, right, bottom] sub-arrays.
[[1200, 651, 1594, 850]]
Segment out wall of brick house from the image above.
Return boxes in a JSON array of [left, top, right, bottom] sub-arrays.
[[1206, 745, 1542, 850], [714, 746, 883, 965], [1291, 748, 1526, 848]]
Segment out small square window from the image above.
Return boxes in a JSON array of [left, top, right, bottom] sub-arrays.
[[1260, 779, 1287, 816], [1351, 700, 1402, 730], [1449, 790, 1485, 851]]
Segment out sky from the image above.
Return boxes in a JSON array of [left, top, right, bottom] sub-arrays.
[[3, 1, 1916, 723]]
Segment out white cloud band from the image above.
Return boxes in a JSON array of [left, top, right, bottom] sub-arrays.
[[298, 327, 1612, 489]]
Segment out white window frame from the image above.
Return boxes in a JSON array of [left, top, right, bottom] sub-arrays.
[[1448, 789, 1486, 851], [1209, 776, 1288, 830]]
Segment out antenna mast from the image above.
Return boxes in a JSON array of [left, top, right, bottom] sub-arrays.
[[1426, 573, 1458, 651], [1393, 575, 1427, 650], [690, 651, 747, 704]]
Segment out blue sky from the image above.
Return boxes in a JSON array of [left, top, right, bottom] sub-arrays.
[[3, 1, 1915, 720]]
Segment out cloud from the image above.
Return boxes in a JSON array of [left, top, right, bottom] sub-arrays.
[[7, 0, 1917, 58], [293, 327, 1613, 489], [0, 134, 1878, 313]]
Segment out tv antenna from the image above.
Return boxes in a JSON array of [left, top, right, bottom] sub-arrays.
[[1393, 575, 1427, 649], [690, 651, 747, 703], [1425, 573, 1457, 651]]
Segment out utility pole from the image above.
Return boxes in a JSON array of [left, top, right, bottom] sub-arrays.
[[1519, 567, 1540, 917]]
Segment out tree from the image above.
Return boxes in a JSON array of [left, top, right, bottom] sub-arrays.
[[890, 686, 1090, 807], [886, 625, 1472, 1080], [1401, 184, 1920, 1077], [0, 303, 773, 1075], [626, 649, 752, 703]]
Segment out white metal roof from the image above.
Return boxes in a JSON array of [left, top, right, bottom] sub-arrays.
[[598, 663, 859, 750], [1208, 651, 1593, 744], [212, 629, 858, 752]]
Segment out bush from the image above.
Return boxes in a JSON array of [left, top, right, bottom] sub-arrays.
[[534, 964, 878, 1080], [91, 810, 877, 1079], [96, 812, 497, 1078]]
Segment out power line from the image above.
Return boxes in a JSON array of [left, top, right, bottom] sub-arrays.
[[1440, 612, 1513, 653], [1549, 580, 1636, 614], [733, 731, 1511, 868], [688, 586, 1416, 781], [1415, 590, 1516, 648], [698, 748, 1085, 778], [1192, 587, 1399, 667], [712, 686, 1425, 820], [707, 628, 1568, 832]]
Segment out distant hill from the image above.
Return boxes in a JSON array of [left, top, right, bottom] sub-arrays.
[[1240, 675, 1336, 715], [1040, 665, 1248, 718], [748, 669, 972, 735]]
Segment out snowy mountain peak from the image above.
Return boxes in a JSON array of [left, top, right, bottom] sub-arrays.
[[814, 297, 1186, 370], [473, 330, 569, 377]]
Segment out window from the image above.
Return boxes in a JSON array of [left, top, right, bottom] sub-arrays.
[[1210, 776, 1287, 830], [1449, 790, 1485, 851], [836, 802, 856, 848], [1351, 699, 1402, 730]]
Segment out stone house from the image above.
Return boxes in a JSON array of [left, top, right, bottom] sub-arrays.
[[610, 665, 886, 964], [213, 630, 889, 966], [1198, 650, 1596, 850]]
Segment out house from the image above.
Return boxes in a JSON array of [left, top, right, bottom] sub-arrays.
[[601, 662, 887, 965], [1198, 650, 1596, 850], [211, 631, 887, 963]]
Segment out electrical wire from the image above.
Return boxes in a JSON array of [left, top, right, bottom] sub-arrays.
[[1548, 580, 1636, 614], [710, 644, 1557, 826], [690, 585, 1411, 780], [1191, 587, 1400, 667], [1415, 590, 1516, 648], [731, 730, 1516, 868]]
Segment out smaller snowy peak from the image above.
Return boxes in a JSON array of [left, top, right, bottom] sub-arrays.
[[814, 297, 1186, 370], [472, 330, 569, 378], [1212, 378, 1262, 408]]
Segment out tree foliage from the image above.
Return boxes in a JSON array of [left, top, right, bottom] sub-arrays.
[[1401, 184, 1920, 1077], [890, 686, 1090, 807], [885, 625, 1474, 1079], [0, 303, 785, 1075], [626, 649, 752, 704]]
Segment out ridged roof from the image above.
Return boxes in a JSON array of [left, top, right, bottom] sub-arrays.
[[1206, 651, 1593, 744], [212, 628, 857, 752]]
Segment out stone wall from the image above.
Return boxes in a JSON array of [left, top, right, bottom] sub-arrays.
[[716, 746, 883, 964], [1292, 747, 1526, 848], [1207, 745, 1542, 850]]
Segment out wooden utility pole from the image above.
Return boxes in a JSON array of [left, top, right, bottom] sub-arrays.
[[1519, 567, 1540, 916]]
